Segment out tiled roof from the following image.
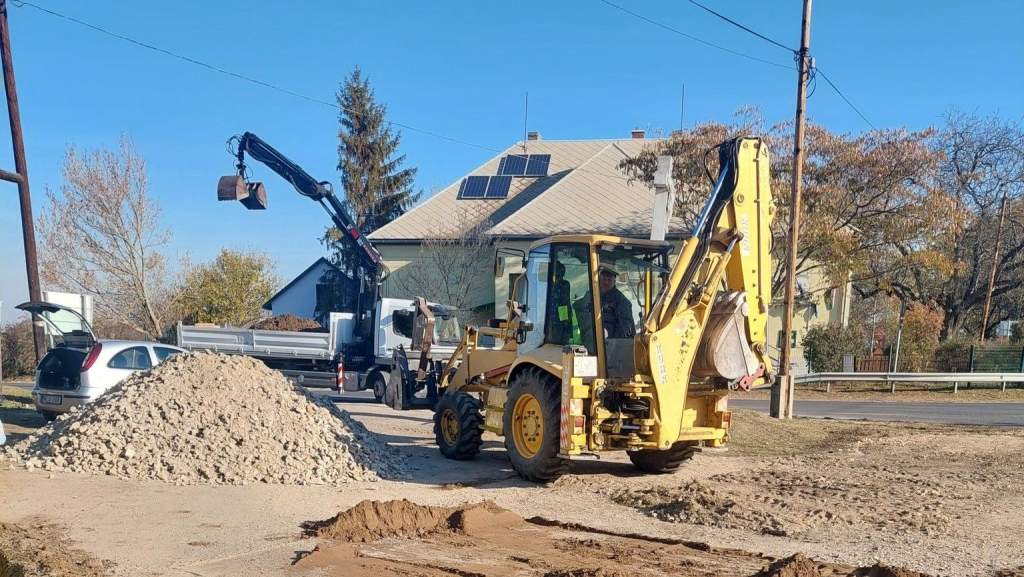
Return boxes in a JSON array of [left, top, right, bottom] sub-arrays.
[[368, 138, 687, 242]]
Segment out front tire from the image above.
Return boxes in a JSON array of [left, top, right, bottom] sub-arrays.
[[503, 368, 568, 482], [627, 441, 698, 473], [433, 392, 483, 460]]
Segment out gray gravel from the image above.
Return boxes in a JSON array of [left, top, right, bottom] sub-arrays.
[[3, 353, 400, 485]]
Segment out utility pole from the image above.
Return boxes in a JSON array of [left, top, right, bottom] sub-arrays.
[[0, 0, 44, 362], [772, 0, 813, 419], [980, 192, 1008, 341]]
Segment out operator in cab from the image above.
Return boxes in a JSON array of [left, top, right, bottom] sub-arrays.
[[574, 262, 635, 347]]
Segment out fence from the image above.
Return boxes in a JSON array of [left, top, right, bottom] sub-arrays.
[[853, 344, 1024, 373]]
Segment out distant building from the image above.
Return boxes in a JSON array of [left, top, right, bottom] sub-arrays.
[[262, 257, 357, 320]]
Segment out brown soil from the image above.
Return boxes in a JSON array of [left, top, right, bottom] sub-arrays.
[[0, 519, 113, 577], [250, 314, 324, 332], [752, 554, 825, 577], [296, 500, 933, 577], [609, 418, 1024, 542], [303, 499, 524, 542]]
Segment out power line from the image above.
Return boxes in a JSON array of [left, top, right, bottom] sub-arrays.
[[816, 68, 876, 129], [596, 0, 792, 70], [10, 0, 497, 153], [12, 0, 644, 183], [604, 0, 877, 130], [685, 0, 795, 53]]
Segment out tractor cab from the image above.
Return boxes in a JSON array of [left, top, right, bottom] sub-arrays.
[[512, 235, 671, 379]]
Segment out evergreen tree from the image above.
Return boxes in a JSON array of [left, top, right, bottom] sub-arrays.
[[336, 66, 418, 235]]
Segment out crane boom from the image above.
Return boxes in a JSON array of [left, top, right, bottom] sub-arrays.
[[228, 132, 382, 273]]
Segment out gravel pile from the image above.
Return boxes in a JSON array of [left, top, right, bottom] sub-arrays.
[[3, 353, 398, 485]]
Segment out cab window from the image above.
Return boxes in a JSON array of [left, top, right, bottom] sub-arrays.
[[108, 346, 153, 370], [545, 243, 596, 355]]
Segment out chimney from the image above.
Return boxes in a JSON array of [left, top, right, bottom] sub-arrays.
[[631, 129, 646, 139], [527, 131, 541, 141]]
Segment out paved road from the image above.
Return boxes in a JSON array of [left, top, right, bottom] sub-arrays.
[[731, 398, 1024, 427]]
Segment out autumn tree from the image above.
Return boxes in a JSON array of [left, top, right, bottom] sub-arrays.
[[174, 249, 279, 326], [930, 112, 1024, 337], [618, 110, 944, 300], [37, 138, 173, 339]]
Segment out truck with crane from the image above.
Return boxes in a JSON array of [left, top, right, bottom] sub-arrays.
[[387, 136, 774, 481], [177, 132, 459, 397]]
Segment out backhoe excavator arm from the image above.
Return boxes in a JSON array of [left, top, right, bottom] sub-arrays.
[[638, 137, 774, 444]]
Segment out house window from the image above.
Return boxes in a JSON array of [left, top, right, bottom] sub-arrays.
[[777, 330, 799, 349]]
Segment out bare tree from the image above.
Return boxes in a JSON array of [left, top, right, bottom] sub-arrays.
[[391, 218, 495, 324], [37, 138, 173, 339]]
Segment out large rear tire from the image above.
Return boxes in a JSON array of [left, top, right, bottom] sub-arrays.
[[433, 392, 483, 460], [503, 367, 568, 482], [627, 441, 698, 474]]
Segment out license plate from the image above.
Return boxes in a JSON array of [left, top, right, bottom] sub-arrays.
[[39, 394, 62, 405]]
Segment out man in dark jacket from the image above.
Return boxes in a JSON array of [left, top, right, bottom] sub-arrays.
[[574, 263, 635, 346]]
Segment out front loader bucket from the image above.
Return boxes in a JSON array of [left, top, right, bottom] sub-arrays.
[[217, 175, 248, 201]]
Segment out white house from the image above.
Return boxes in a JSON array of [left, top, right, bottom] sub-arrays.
[[262, 257, 342, 319]]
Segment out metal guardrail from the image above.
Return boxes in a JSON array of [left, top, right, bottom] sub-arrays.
[[794, 372, 1024, 393]]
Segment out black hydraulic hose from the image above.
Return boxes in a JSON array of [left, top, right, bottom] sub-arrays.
[[661, 137, 743, 323]]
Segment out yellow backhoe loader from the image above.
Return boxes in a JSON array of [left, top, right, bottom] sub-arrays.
[[390, 136, 774, 481]]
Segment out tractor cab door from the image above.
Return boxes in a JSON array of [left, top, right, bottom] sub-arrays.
[[517, 242, 597, 357]]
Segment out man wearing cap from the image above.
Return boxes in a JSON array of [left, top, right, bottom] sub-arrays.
[[574, 263, 635, 347]]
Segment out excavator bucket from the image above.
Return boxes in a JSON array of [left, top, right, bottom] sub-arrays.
[[217, 175, 248, 201], [240, 182, 268, 210]]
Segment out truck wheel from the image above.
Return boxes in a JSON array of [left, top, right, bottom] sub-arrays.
[[370, 371, 386, 403], [433, 392, 483, 460], [627, 442, 698, 474], [503, 368, 568, 482]]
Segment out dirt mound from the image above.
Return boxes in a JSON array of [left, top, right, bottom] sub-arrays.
[[609, 481, 787, 536], [751, 554, 822, 577], [3, 353, 398, 485], [305, 499, 524, 542], [251, 314, 324, 332], [0, 519, 113, 577]]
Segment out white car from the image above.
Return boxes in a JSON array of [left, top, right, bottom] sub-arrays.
[[16, 301, 184, 420]]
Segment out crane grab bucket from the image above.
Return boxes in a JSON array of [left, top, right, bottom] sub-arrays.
[[217, 175, 267, 210], [240, 182, 267, 210], [217, 175, 248, 201]]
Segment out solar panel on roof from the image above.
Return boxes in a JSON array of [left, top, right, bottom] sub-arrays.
[[499, 154, 528, 176], [525, 154, 550, 176], [458, 176, 489, 199], [485, 175, 512, 198]]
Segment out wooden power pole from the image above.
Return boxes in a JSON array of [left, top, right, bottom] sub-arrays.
[[772, 0, 813, 419], [0, 0, 45, 361], [980, 192, 1009, 340]]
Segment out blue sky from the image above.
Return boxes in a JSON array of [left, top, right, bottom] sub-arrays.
[[1, 0, 1022, 323]]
